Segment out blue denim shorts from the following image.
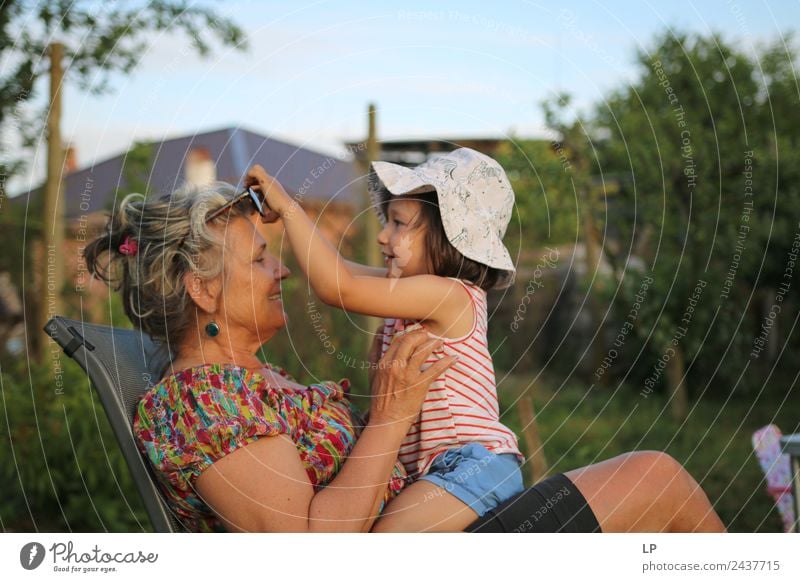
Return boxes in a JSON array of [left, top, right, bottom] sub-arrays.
[[419, 442, 525, 517]]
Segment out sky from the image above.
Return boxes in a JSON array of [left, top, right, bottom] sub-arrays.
[[5, 0, 800, 195]]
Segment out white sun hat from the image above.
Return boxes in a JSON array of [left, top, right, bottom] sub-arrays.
[[368, 147, 516, 288]]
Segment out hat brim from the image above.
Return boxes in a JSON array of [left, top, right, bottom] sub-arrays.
[[367, 160, 516, 288], [368, 161, 438, 224]]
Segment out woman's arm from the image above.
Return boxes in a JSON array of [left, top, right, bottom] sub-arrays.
[[195, 422, 409, 532], [195, 329, 457, 532], [244, 165, 467, 323]]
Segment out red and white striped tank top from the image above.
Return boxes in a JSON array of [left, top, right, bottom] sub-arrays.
[[380, 278, 521, 478]]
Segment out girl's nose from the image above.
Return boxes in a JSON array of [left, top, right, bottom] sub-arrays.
[[377, 224, 389, 245], [275, 261, 290, 280]]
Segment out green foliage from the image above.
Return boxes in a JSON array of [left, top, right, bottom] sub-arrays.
[[0, 0, 247, 184], [587, 31, 800, 395], [0, 354, 149, 532], [495, 138, 580, 248]]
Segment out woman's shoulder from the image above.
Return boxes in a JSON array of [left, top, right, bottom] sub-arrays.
[[134, 362, 349, 432], [142, 363, 253, 400], [134, 364, 277, 433], [132, 364, 293, 492]]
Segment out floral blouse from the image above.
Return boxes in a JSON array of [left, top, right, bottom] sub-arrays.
[[133, 362, 409, 532]]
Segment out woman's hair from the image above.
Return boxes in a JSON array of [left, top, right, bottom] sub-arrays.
[[381, 189, 507, 291], [83, 181, 250, 345]]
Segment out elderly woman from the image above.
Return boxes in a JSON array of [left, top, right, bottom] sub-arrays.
[[84, 175, 725, 533]]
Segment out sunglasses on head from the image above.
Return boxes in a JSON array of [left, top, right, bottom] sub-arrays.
[[205, 187, 268, 223]]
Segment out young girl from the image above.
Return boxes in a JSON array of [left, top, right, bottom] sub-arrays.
[[244, 147, 523, 532]]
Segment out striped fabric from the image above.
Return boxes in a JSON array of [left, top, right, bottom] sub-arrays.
[[381, 278, 522, 478]]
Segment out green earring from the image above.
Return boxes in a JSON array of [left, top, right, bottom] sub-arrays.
[[205, 321, 220, 337]]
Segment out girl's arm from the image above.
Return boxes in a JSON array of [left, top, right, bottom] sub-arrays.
[[245, 165, 468, 323], [344, 259, 388, 278]]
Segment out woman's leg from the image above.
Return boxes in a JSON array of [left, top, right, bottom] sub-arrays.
[[565, 451, 726, 532]]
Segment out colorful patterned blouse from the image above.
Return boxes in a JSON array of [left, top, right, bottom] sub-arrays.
[[133, 362, 409, 532]]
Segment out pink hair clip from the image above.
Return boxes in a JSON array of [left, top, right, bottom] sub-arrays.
[[119, 235, 139, 256]]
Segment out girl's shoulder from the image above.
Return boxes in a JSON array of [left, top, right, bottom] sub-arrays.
[[441, 277, 488, 317], [413, 278, 487, 343], [443, 276, 487, 297]]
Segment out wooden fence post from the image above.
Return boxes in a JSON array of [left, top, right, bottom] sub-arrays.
[[516, 393, 549, 484]]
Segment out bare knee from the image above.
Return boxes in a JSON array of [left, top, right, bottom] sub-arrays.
[[624, 450, 703, 509], [631, 451, 712, 521], [632, 451, 724, 531], [628, 451, 687, 485]]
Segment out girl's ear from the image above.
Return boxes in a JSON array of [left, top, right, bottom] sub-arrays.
[[183, 271, 221, 314]]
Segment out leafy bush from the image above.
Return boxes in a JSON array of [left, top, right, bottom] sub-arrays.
[[0, 350, 149, 532]]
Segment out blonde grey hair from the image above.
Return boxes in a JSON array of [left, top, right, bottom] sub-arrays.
[[84, 181, 251, 345]]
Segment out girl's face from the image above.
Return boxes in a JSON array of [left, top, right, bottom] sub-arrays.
[[377, 198, 429, 279]]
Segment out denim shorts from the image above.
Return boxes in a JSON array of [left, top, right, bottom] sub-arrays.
[[419, 442, 524, 517]]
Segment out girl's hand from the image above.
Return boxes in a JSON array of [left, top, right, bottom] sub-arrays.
[[244, 164, 295, 219], [368, 329, 456, 428]]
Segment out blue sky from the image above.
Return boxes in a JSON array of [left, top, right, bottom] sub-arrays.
[[8, 0, 800, 194]]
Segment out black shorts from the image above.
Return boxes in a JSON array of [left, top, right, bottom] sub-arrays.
[[465, 473, 602, 533]]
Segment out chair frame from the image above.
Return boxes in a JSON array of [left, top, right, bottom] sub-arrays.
[[44, 315, 182, 532]]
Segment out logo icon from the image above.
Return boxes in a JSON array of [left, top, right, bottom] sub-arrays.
[[20, 542, 46, 570]]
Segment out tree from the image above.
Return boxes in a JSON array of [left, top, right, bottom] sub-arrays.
[[592, 31, 800, 413], [0, 0, 246, 183], [495, 133, 581, 250], [542, 94, 608, 386], [494, 97, 607, 383], [0, 1, 247, 359]]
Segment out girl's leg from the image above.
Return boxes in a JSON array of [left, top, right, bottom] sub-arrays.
[[565, 451, 726, 532], [371, 480, 479, 532]]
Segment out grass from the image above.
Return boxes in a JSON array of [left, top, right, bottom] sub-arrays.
[[496, 373, 799, 533]]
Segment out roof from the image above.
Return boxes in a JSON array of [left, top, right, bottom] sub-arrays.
[[346, 136, 513, 166], [16, 126, 363, 219]]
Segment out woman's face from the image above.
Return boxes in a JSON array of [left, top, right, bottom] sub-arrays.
[[216, 215, 290, 342], [377, 198, 429, 278]]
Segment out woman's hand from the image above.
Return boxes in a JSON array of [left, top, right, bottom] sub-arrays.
[[244, 164, 296, 220], [368, 329, 457, 428], [196, 328, 455, 533], [366, 324, 385, 389]]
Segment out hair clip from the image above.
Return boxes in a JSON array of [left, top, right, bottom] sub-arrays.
[[119, 235, 139, 256]]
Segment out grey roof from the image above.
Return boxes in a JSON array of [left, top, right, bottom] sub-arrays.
[[17, 126, 362, 219]]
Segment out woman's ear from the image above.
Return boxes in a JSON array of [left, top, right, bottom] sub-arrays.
[[183, 271, 220, 314]]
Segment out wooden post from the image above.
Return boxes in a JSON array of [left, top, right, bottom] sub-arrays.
[[581, 188, 607, 386], [365, 103, 382, 268], [362, 103, 382, 340], [516, 394, 549, 484], [38, 41, 66, 361], [665, 343, 689, 421]]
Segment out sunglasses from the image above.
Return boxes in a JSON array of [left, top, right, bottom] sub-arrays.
[[205, 187, 268, 223]]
